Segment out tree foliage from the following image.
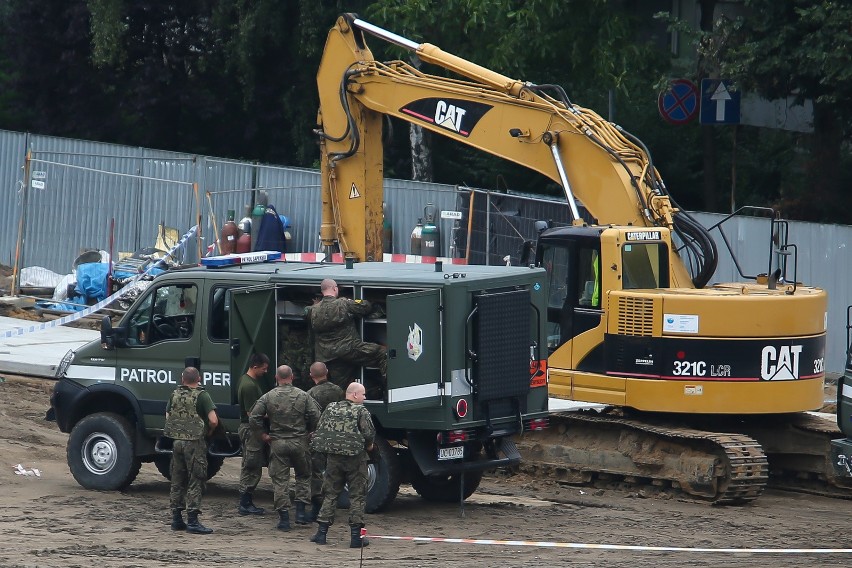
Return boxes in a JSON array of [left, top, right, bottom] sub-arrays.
[[706, 0, 852, 221], [364, 0, 671, 195], [0, 1, 846, 221]]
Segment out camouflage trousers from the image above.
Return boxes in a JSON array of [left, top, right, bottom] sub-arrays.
[[269, 437, 311, 511], [310, 450, 327, 501], [326, 342, 387, 390], [317, 452, 368, 527], [238, 422, 264, 494], [169, 438, 208, 513]]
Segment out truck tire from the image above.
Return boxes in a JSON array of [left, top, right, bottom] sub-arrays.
[[154, 454, 225, 481], [410, 467, 483, 502], [337, 436, 401, 513], [67, 413, 142, 491]]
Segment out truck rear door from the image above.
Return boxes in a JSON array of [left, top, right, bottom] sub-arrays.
[[229, 284, 279, 397], [386, 289, 442, 412]]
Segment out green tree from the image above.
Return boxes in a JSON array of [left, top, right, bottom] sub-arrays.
[[709, 0, 852, 222], [363, 0, 672, 197]]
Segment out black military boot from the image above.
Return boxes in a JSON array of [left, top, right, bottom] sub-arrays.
[[186, 511, 213, 535], [238, 492, 265, 515], [308, 497, 322, 523], [350, 524, 369, 548], [276, 509, 291, 531], [170, 509, 187, 531], [310, 521, 330, 545], [295, 501, 309, 525]]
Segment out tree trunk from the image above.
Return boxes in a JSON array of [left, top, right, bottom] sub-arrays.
[[409, 123, 433, 182], [801, 103, 842, 221]]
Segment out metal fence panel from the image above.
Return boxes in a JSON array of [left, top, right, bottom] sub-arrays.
[[0, 130, 27, 268], [1, 128, 850, 373]]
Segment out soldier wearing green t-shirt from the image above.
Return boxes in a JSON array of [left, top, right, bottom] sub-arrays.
[[164, 367, 218, 534], [236, 353, 269, 516]]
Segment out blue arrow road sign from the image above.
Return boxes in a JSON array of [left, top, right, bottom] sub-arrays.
[[700, 79, 740, 125]]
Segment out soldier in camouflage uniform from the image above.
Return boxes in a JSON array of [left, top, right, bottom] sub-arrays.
[[236, 353, 269, 516], [309, 382, 376, 548], [164, 367, 218, 535], [309, 278, 387, 389], [250, 365, 321, 531], [305, 361, 344, 521]]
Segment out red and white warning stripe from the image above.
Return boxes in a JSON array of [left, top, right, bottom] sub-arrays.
[[283, 252, 467, 265], [283, 252, 343, 263], [382, 253, 467, 265], [367, 535, 852, 554]]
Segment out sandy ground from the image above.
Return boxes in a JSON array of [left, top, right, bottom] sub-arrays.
[[2, 374, 852, 568]]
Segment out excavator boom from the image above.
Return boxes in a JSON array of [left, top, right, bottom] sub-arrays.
[[317, 14, 681, 267]]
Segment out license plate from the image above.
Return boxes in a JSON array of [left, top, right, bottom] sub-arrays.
[[437, 446, 464, 460]]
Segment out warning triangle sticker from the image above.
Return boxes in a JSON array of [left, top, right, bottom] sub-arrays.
[[349, 183, 361, 199]]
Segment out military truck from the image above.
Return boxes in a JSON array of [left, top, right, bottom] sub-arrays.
[[49, 251, 549, 511]]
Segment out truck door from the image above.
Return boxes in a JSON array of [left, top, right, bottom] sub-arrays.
[[386, 289, 442, 412], [229, 284, 279, 399], [117, 281, 202, 430]]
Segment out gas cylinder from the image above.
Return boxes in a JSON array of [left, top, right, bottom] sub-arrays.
[[250, 191, 269, 252], [236, 205, 252, 253], [421, 203, 441, 257], [238, 205, 252, 234], [410, 218, 423, 255], [382, 201, 393, 253], [219, 209, 239, 255]]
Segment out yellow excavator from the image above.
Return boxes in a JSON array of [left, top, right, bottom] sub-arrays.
[[316, 13, 842, 503]]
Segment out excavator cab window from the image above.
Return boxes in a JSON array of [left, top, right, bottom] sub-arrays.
[[622, 243, 668, 289], [577, 248, 600, 308], [541, 244, 571, 353]]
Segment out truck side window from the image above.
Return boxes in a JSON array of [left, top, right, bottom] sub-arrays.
[[126, 284, 197, 345], [209, 286, 232, 341], [126, 293, 154, 346]]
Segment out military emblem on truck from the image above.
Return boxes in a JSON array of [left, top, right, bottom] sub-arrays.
[[407, 323, 423, 361]]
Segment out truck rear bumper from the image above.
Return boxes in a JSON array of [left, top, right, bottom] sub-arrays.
[[408, 431, 520, 475]]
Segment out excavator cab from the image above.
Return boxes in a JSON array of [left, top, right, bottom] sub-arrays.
[[536, 224, 673, 379], [537, 227, 604, 358]]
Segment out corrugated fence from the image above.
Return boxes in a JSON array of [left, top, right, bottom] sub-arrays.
[[1, 129, 850, 373]]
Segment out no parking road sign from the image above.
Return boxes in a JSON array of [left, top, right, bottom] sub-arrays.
[[658, 79, 699, 124]]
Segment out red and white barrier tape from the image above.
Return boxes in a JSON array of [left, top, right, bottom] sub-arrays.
[[283, 252, 466, 264], [367, 534, 852, 554], [1, 225, 198, 339]]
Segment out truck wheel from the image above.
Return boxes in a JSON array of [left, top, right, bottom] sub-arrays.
[[67, 413, 141, 491], [337, 437, 401, 513], [154, 454, 225, 481], [410, 468, 483, 502]]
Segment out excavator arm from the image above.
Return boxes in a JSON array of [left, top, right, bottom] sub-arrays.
[[316, 14, 712, 285]]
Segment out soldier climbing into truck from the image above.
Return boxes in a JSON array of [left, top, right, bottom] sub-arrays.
[[309, 278, 387, 393]]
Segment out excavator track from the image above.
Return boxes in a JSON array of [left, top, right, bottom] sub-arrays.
[[734, 412, 852, 499], [515, 411, 769, 505]]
